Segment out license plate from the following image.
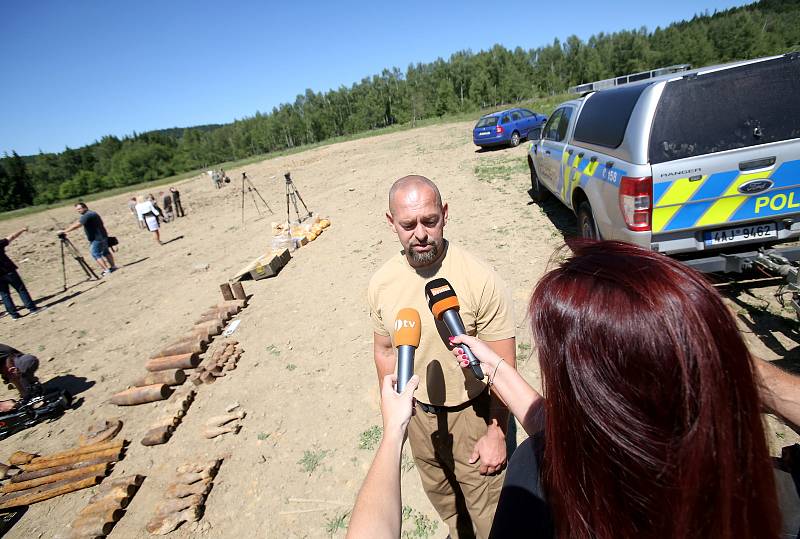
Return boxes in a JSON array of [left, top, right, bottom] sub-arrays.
[[703, 223, 777, 246], [479, 131, 490, 136]]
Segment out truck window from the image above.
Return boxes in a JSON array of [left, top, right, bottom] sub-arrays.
[[649, 55, 800, 164], [520, 109, 533, 118], [502, 115, 510, 123], [573, 83, 649, 148], [542, 110, 563, 141], [556, 107, 574, 141], [511, 112, 521, 121]]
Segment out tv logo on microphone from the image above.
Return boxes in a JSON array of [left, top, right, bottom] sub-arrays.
[[395, 318, 417, 332]]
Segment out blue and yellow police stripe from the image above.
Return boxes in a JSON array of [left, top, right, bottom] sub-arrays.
[[652, 159, 800, 233]]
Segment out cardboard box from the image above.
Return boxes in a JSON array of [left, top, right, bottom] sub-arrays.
[[250, 249, 291, 280], [233, 249, 292, 281]]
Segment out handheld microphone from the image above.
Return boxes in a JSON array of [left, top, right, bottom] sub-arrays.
[[394, 308, 421, 392], [424, 278, 485, 380]]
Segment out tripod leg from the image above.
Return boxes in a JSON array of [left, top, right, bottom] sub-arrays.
[[249, 180, 273, 214], [65, 239, 99, 280], [293, 187, 312, 218], [286, 183, 291, 225], [241, 177, 246, 226], [60, 241, 67, 292], [250, 189, 262, 217]]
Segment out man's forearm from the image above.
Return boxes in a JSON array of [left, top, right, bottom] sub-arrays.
[[63, 222, 81, 233], [755, 357, 800, 428]]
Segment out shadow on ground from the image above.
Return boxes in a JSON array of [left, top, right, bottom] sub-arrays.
[[527, 190, 578, 240], [161, 235, 184, 246], [717, 280, 800, 374]]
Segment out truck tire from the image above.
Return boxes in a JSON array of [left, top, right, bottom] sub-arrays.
[[577, 201, 598, 240], [510, 131, 520, 147], [528, 159, 549, 202]]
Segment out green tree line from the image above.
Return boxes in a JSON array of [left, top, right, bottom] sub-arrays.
[[2, 0, 799, 212]]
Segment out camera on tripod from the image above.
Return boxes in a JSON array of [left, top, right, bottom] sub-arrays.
[[57, 232, 67, 240]]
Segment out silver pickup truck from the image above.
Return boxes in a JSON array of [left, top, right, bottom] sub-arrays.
[[528, 52, 800, 273]]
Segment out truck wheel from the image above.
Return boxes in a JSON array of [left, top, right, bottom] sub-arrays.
[[577, 201, 598, 240], [510, 132, 520, 147], [529, 158, 549, 202]]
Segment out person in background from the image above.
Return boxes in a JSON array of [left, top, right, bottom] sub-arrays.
[[0, 227, 39, 319], [135, 195, 162, 244], [127, 197, 143, 228], [0, 343, 40, 411], [170, 187, 185, 218], [59, 203, 117, 276], [160, 191, 174, 222], [147, 194, 164, 224]]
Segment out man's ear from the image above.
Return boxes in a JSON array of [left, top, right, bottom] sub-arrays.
[[442, 202, 449, 225], [386, 211, 397, 233]]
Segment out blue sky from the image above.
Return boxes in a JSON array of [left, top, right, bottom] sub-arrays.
[[0, 0, 750, 156]]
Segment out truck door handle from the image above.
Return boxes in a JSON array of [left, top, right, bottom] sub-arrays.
[[739, 156, 776, 171]]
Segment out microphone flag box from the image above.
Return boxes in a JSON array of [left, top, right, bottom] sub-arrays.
[[233, 249, 292, 281]]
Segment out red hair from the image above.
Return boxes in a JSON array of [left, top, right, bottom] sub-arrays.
[[530, 240, 780, 538]]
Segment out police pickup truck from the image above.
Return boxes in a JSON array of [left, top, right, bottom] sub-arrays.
[[528, 52, 800, 274]]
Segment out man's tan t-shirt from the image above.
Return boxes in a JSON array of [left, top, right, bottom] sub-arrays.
[[368, 242, 515, 406]]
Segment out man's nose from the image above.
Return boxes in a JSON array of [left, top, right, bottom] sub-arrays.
[[413, 223, 427, 240]]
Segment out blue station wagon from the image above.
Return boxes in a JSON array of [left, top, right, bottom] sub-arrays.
[[473, 108, 548, 148]]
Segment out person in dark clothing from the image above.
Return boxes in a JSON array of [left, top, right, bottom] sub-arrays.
[[59, 203, 117, 276], [0, 344, 40, 411], [0, 227, 39, 319], [170, 187, 185, 217], [160, 191, 174, 222]]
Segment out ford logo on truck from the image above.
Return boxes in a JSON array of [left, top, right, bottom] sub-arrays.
[[738, 179, 773, 194]]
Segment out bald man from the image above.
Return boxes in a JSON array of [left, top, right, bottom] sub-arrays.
[[367, 175, 516, 538]]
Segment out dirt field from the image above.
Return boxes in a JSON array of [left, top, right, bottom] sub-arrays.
[[0, 122, 797, 538]]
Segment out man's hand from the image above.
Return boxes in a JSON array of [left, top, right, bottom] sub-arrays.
[[0, 400, 17, 413], [470, 424, 507, 475]]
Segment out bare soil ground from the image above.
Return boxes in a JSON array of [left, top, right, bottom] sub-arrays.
[[0, 122, 797, 538]]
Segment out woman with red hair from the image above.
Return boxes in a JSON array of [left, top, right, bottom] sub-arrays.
[[451, 240, 783, 538]]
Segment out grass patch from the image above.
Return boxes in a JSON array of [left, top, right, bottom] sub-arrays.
[[265, 345, 281, 356], [298, 448, 330, 474], [474, 156, 529, 183], [285, 363, 297, 371], [257, 432, 270, 441], [358, 425, 382, 450], [1, 95, 570, 222], [401, 452, 415, 473], [402, 506, 438, 538], [325, 510, 350, 536]]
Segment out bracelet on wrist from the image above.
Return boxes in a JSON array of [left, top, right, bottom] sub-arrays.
[[488, 358, 505, 387]]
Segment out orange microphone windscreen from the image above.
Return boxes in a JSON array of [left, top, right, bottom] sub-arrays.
[[425, 279, 460, 320], [394, 308, 421, 347]]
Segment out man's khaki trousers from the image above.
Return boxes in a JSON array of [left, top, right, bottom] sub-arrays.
[[407, 392, 505, 539]]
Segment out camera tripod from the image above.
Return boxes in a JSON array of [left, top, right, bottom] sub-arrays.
[[240, 172, 273, 226], [59, 234, 99, 291], [284, 172, 312, 224]]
